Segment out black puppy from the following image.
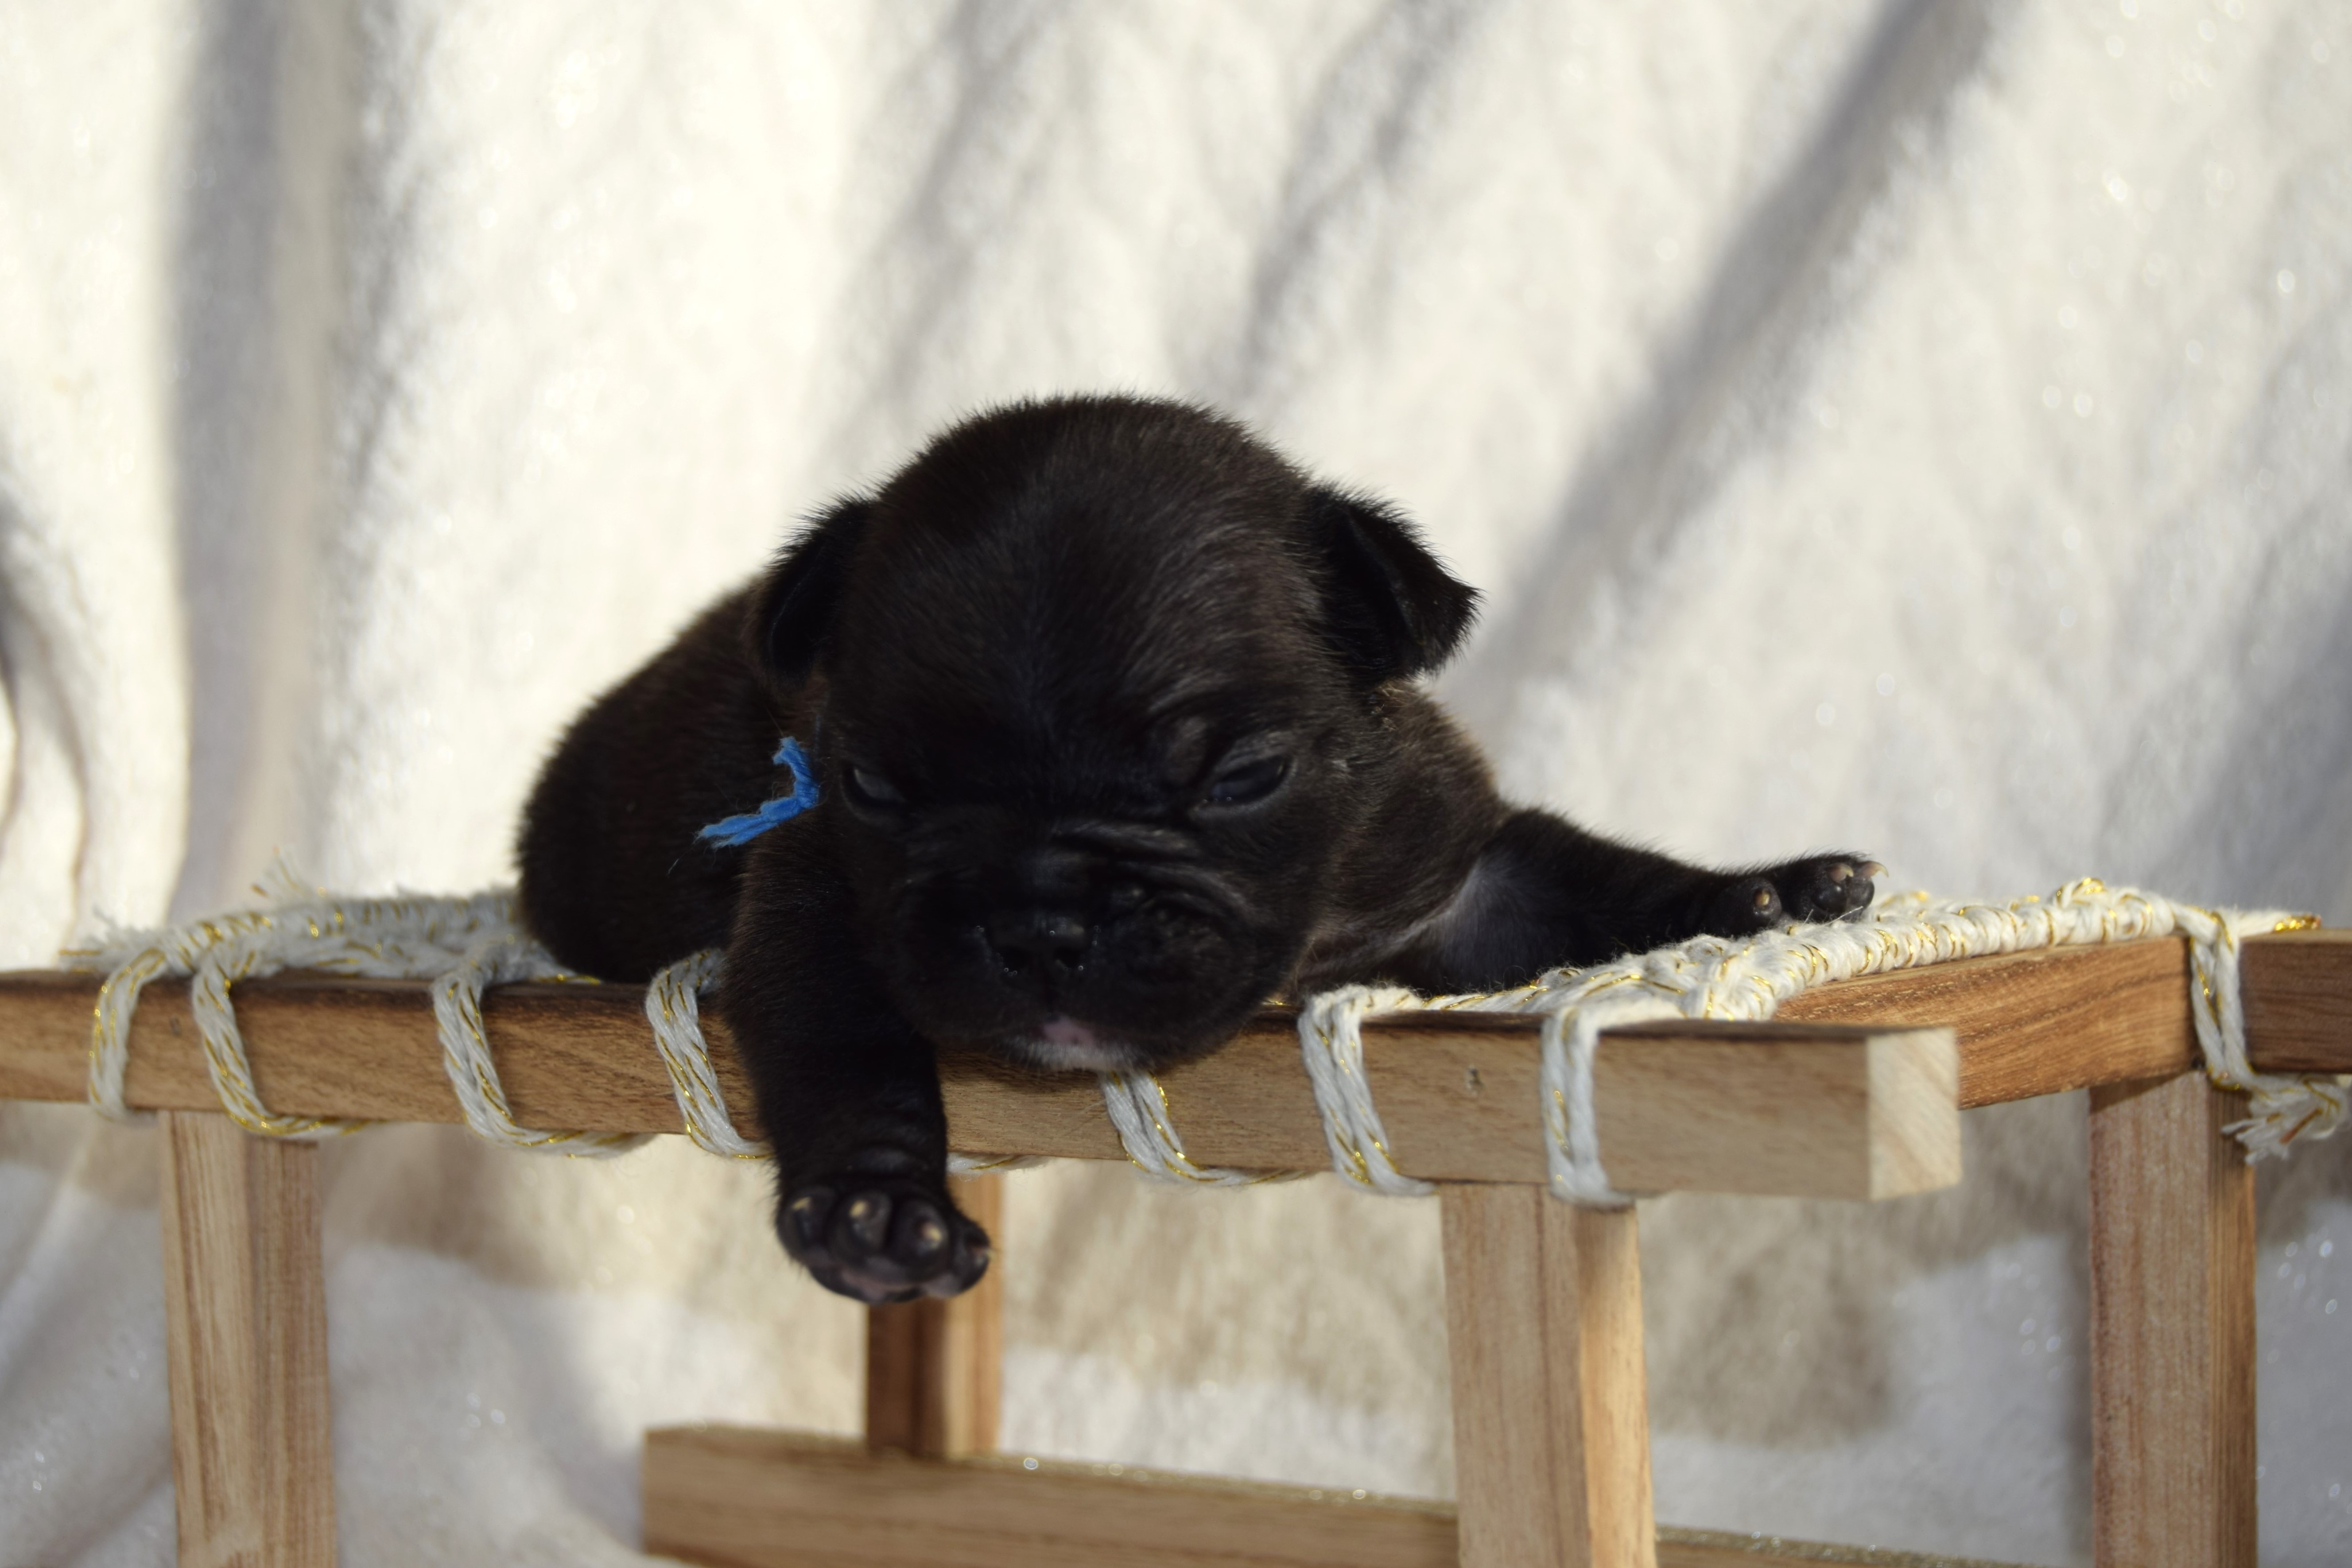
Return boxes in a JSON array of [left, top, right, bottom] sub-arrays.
[[517, 396, 1877, 1304]]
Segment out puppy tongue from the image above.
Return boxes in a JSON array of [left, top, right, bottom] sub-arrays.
[[1040, 1016, 1099, 1050]]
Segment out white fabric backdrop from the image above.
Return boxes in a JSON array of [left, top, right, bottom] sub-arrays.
[[3, 1, 2349, 1561]]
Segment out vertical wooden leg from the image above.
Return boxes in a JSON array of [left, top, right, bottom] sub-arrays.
[[159, 1111, 336, 1568], [1441, 1183, 1655, 1568], [864, 1172, 1005, 1457], [2088, 1073, 2257, 1568]]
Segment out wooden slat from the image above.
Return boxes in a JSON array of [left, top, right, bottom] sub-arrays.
[[2087, 1073, 2257, 1568], [2, 928, 2334, 1190], [1442, 1184, 1654, 1568], [1, 931, 2338, 1137], [1658, 1535, 2034, 1568], [1776, 940, 2197, 1106], [640, 1428, 2031, 1568], [0, 971, 687, 1132], [1657, 1534, 2035, 1568], [954, 1019, 1959, 1197], [2240, 928, 2352, 1072], [1779, 926, 2352, 1095], [866, 1173, 1004, 1457], [159, 1111, 335, 1568], [0, 971, 1960, 1198], [642, 1425, 1457, 1568]]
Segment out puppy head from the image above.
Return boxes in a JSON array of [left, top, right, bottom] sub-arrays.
[[747, 396, 1477, 1072]]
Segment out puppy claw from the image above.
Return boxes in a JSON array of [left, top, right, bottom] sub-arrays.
[[1707, 856, 1879, 937], [843, 1193, 891, 1252], [1708, 876, 1783, 935], [785, 1190, 830, 1250], [1770, 854, 1882, 924]]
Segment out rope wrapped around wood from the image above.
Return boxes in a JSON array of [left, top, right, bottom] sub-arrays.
[[1344, 878, 2339, 1206], [63, 876, 2342, 1203], [62, 877, 1033, 1173]]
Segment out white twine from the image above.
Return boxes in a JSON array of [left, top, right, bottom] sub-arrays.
[[430, 928, 648, 1157], [65, 876, 1054, 1173], [1296, 986, 1436, 1197], [72, 884, 520, 1140], [1371, 878, 2344, 1206], [1096, 1070, 1285, 1187], [643, 948, 765, 1159], [62, 877, 2342, 1205], [68, 879, 686, 1156], [640, 948, 1039, 1173]]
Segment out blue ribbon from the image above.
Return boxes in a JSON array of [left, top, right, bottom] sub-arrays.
[[698, 737, 822, 847]]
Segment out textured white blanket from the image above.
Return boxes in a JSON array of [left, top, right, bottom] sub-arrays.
[[2, 2, 2347, 1561]]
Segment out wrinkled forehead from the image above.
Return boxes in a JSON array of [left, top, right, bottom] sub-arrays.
[[824, 491, 1334, 795]]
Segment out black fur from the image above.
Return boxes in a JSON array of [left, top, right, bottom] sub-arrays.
[[517, 396, 1878, 1303]]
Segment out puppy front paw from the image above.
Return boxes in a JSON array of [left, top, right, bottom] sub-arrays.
[[1707, 856, 1883, 936], [778, 1175, 991, 1305]]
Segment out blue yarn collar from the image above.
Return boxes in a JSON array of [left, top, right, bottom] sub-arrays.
[[698, 737, 821, 847]]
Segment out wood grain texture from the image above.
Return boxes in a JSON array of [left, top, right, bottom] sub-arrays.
[[1654, 1532, 2039, 1568], [2, 931, 2336, 1143], [866, 1173, 1003, 1457], [0, 973, 1966, 1194], [640, 1428, 2036, 1568], [2087, 1074, 2257, 1568], [0, 972, 1960, 1197], [159, 1112, 335, 1568], [1604, 1023, 1957, 1199], [641, 1426, 1458, 1568], [1442, 1184, 1655, 1568], [0, 970, 701, 1132], [958, 1018, 1960, 1197], [2239, 928, 2352, 1072], [1776, 939, 2198, 1106]]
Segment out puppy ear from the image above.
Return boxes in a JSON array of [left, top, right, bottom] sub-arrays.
[[1308, 487, 1480, 683], [744, 499, 871, 685]]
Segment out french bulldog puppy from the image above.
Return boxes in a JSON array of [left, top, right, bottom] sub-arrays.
[[517, 395, 1878, 1304]]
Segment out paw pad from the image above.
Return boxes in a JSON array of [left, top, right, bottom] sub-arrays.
[[776, 1174, 992, 1305]]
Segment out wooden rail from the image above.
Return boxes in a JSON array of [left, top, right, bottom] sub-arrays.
[[0, 971, 1968, 1199], [642, 1428, 2038, 1568], [6, 932, 2339, 1150], [1, 927, 2344, 1568]]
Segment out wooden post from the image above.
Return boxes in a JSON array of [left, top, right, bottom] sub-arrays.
[[1441, 1184, 1655, 1568], [864, 1172, 1004, 1457], [2087, 1073, 2257, 1568], [158, 1111, 336, 1568]]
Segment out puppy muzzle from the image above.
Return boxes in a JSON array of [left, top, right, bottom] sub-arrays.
[[998, 1016, 1151, 1073]]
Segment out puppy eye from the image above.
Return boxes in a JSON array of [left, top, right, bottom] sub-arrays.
[[844, 766, 906, 809], [1203, 756, 1289, 807]]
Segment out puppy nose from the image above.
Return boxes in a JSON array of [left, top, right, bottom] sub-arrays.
[[987, 909, 1090, 977]]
